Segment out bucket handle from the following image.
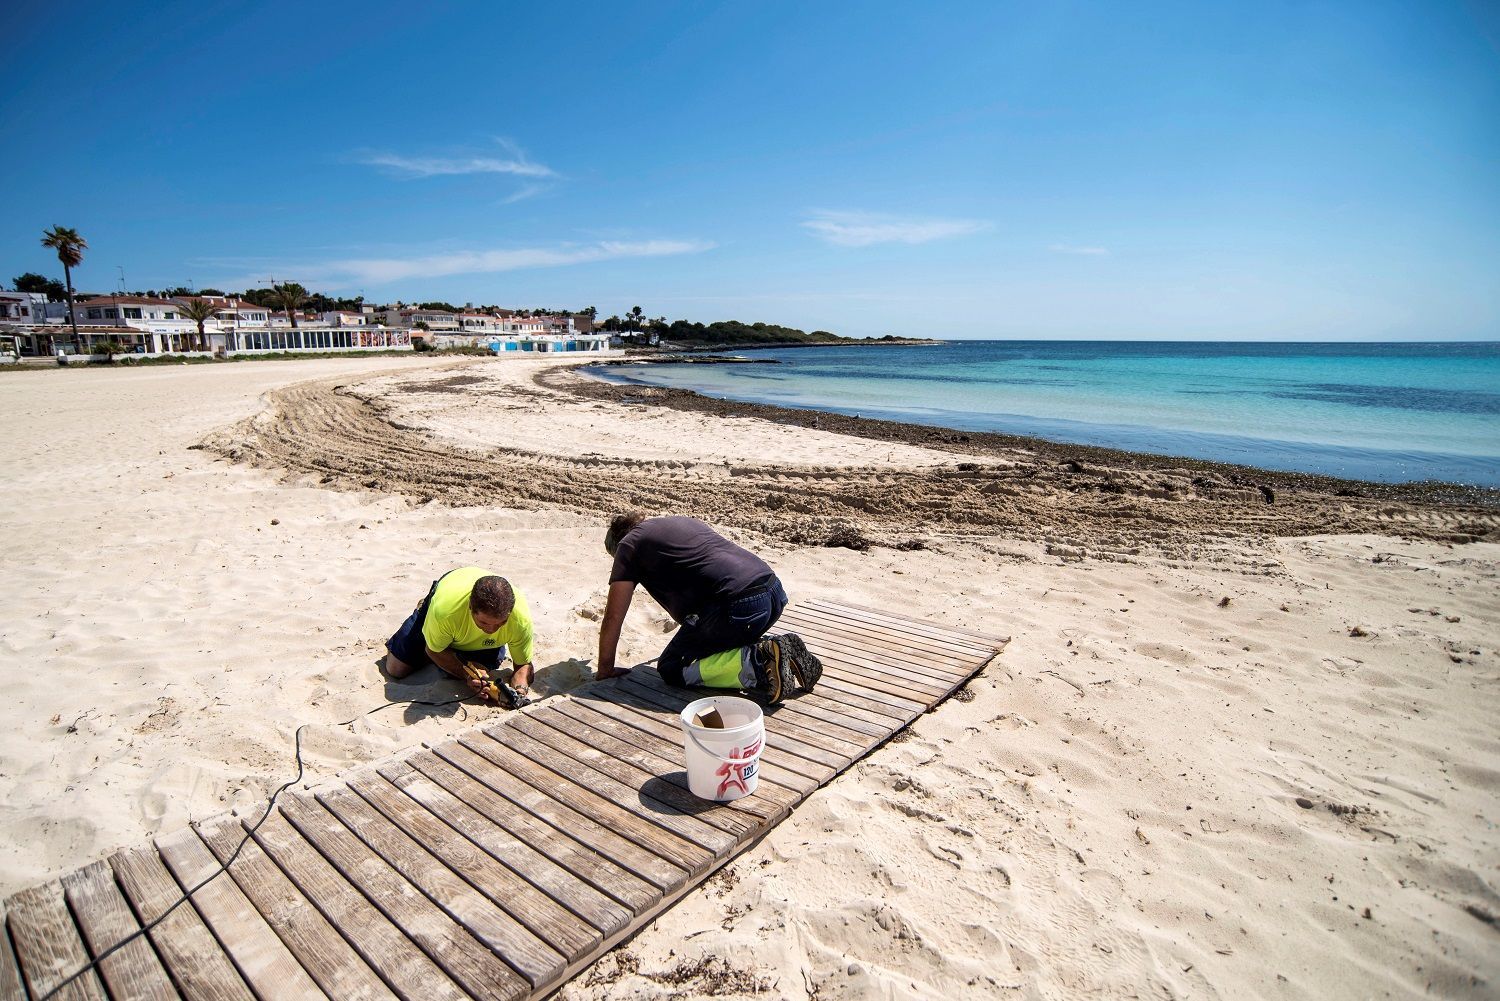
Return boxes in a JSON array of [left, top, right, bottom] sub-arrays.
[[683, 725, 761, 763]]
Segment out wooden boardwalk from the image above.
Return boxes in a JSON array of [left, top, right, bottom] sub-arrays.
[[2, 599, 1005, 1001]]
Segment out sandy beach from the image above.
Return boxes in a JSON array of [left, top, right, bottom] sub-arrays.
[[1, 355, 1496, 999]]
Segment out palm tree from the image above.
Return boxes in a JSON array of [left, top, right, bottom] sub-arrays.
[[273, 281, 308, 329], [177, 298, 219, 351], [629, 305, 644, 330], [40, 226, 87, 347]]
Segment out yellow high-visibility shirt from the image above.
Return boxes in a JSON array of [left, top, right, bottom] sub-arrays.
[[421, 567, 535, 664]]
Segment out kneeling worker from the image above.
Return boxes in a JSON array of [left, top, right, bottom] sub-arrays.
[[596, 513, 821, 703], [385, 567, 535, 708]]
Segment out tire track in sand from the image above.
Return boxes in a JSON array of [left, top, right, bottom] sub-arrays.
[[199, 370, 1500, 560]]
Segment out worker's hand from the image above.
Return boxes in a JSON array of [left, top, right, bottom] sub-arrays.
[[596, 665, 631, 681]]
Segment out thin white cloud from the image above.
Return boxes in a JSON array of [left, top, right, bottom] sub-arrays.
[[357, 138, 554, 180], [359, 152, 554, 179], [802, 210, 989, 247], [1049, 244, 1110, 256], [499, 183, 551, 205], [309, 239, 714, 286]]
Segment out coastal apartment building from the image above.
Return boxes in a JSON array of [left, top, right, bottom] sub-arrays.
[[377, 307, 461, 331]]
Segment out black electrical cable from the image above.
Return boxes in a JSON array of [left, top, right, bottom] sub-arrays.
[[31, 694, 472, 1001]]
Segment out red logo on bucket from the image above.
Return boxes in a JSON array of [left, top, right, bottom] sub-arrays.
[[715, 737, 762, 797]]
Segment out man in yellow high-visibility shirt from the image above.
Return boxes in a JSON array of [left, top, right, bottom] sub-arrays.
[[384, 567, 536, 708]]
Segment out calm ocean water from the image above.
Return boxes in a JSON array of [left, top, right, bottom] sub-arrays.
[[593, 341, 1500, 487]]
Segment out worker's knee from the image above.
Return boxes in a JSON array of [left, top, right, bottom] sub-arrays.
[[384, 653, 414, 678]]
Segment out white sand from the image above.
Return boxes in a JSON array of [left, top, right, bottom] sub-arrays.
[[1, 357, 1495, 999]]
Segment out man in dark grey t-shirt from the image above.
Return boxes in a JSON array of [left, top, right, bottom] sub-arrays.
[[594, 513, 821, 704]]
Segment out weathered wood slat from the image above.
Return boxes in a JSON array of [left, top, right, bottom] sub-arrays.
[[624, 671, 863, 766], [802, 653, 948, 701], [501, 714, 761, 834], [31, 602, 1004, 1001], [393, 752, 666, 911], [350, 768, 633, 941], [156, 828, 328, 1000], [245, 811, 468, 1001], [426, 739, 709, 882], [568, 687, 822, 793], [0, 915, 29, 1001], [618, 673, 849, 773], [782, 605, 985, 670], [277, 794, 533, 1000], [779, 609, 981, 681], [193, 815, 397, 1001], [805, 597, 1004, 647], [788, 601, 999, 661], [109, 845, 256, 1001], [783, 633, 958, 697], [550, 700, 813, 820], [513, 710, 791, 825], [476, 730, 738, 855], [535, 703, 802, 817], [335, 774, 612, 953], [5, 881, 107, 1001], [59, 860, 176, 1001]]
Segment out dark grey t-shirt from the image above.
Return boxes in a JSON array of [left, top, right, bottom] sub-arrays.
[[609, 516, 773, 622]]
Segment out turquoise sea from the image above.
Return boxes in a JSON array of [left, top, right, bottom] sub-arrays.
[[593, 341, 1500, 487]]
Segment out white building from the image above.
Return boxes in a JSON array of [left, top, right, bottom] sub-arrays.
[[0, 291, 49, 325], [321, 310, 368, 327], [378, 307, 460, 332]]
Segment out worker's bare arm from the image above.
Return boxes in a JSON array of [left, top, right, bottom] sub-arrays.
[[596, 580, 636, 679]]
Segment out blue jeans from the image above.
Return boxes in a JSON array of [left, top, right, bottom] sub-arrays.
[[657, 577, 788, 687]]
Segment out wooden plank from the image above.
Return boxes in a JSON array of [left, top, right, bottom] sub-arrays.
[[0, 916, 27, 1001], [392, 752, 665, 912], [155, 827, 328, 1000], [804, 653, 947, 701], [193, 815, 397, 1001], [276, 794, 535, 999], [567, 687, 822, 794], [616, 673, 849, 773], [352, 770, 634, 938], [109, 845, 256, 1001], [445, 736, 719, 874], [763, 692, 893, 741], [340, 771, 621, 948], [501, 717, 762, 834], [59, 860, 176, 1001], [793, 600, 1001, 657], [555, 697, 817, 798], [423, 741, 702, 886], [805, 597, 1005, 647], [797, 670, 925, 719], [778, 626, 960, 694], [509, 711, 784, 827], [534, 704, 801, 817], [779, 609, 980, 681], [5, 881, 107, 1001], [782, 604, 986, 669], [475, 729, 739, 855], [623, 672, 860, 768], [245, 811, 468, 1001]]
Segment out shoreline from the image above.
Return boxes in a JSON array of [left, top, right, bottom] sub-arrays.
[[559, 361, 1500, 512]]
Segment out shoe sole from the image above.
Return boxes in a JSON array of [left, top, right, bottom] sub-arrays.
[[778, 633, 822, 693], [761, 639, 784, 704]]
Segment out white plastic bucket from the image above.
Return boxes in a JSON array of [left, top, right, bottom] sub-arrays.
[[679, 696, 765, 802]]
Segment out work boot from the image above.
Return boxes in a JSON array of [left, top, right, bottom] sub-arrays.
[[776, 633, 822, 694], [752, 637, 787, 705]]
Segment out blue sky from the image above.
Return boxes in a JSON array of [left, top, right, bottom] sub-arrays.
[[2, 0, 1497, 339]]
